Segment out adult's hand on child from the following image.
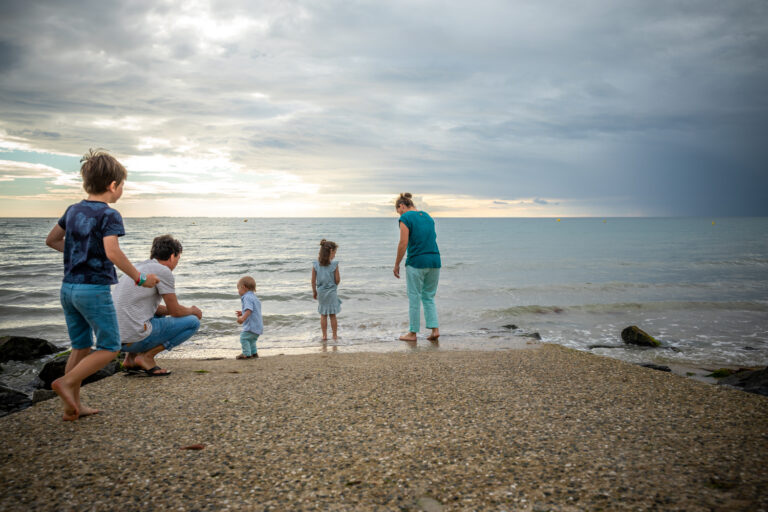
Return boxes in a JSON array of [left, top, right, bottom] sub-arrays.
[[143, 273, 160, 287]]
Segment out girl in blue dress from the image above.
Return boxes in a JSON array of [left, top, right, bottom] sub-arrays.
[[311, 239, 341, 341]]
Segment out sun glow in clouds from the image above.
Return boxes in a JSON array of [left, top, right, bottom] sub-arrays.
[[0, 2, 765, 217]]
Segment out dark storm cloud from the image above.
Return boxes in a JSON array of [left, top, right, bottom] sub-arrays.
[[0, 0, 767, 215]]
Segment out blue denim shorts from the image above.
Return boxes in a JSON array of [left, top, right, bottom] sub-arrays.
[[122, 315, 200, 353], [60, 282, 121, 352]]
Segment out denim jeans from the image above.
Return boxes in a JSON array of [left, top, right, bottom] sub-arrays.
[[122, 315, 200, 353], [406, 266, 440, 332], [60, 283, 121, 352]]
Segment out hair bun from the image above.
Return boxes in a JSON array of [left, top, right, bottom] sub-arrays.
[[320, 239, 327, 246], [403, 192, 412, 199]]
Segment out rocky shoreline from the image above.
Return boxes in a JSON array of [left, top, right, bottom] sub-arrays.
[[0, 336, 123, 416], [1, 344, 767, 511], [2, 328, 768, 419]]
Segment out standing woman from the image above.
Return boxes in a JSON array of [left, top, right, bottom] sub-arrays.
[[393, 193, 441, 342]]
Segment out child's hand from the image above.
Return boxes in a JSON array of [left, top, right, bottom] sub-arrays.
[[237, 316, 244, 325], [143, 273, 160, 287], [313, 291, 317, 300], [235, 310, 242, 317]]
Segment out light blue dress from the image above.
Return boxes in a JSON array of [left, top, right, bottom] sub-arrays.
[[313, 260, 341, 315]]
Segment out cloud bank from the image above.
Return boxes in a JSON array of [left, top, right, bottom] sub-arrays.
[[0, 0, 766, 216]]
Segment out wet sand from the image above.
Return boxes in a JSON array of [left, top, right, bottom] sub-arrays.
[[1, 343, 767, 511]]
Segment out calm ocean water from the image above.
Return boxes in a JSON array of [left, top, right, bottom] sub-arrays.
[[1, 217, 767, 369]]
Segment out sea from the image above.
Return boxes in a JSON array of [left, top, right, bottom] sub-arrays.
[[1, 217, 767, 374]]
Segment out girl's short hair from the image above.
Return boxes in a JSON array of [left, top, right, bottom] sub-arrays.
[[395, 192, 414, 209], [318, 239, 338, 266], [80, 148, 127, 194], [238, 276, 256, 291]]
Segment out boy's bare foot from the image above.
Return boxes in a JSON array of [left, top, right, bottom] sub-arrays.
[[61, 408, 79, 422], [52, 377, 80, 421], [79, 405, 100, 417], [399, 333, 417, 342]]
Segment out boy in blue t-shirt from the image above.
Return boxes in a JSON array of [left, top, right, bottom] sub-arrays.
[[45, 149, 159, 421], [235, 276, 263, 359]]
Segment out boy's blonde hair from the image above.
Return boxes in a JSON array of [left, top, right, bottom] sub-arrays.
[[80, 148, 127, 194], [238, 276, 256, 291]]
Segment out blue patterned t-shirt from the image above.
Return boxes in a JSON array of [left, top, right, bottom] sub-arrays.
[[57, 200, 125, 285]]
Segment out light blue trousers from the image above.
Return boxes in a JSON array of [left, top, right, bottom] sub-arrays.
[[240, 332, 259, 357], [406, 266, 440, 332]]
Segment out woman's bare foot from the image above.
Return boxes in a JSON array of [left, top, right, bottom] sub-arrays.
[[52, 377, 80, 421], [427, 330, 440, 342], [399, 332, 417, 342]]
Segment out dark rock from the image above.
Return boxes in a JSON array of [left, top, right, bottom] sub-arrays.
[[32, 389, 57, 403], [520, 332, 542, 340], [718, 367, 768, 397], [86, 361, 120, 385], [621, 326, 660, 347], [639, 363, 672, 372], [0, 336, 60, 363], [38, 354, 67, 389], [39, 353, 119, 389], [0, 384, 32, 416], [501, 324, 518, 330]]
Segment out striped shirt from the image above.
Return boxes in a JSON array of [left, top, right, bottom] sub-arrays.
[[112, 259, 175, 344]]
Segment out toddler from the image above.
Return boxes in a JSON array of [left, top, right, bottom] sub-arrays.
[[236, 276, 263, 359]]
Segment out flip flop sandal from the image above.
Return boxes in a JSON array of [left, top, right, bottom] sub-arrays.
[[143, 366, 171, 377]]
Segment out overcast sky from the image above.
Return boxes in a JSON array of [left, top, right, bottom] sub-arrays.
[[0, 0, 766, 217]]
